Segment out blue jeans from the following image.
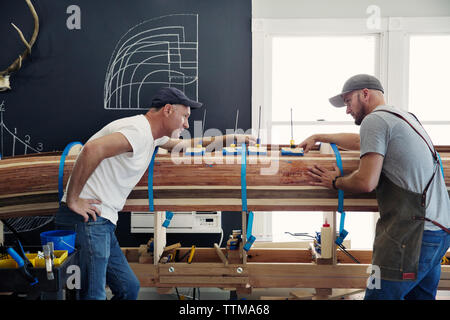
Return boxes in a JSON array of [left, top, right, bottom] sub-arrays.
[[55, 205, 140, 300], [365, 230, 450, 300]]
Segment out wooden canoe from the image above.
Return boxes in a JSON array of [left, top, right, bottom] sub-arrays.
[[1, 146, 449, 219]]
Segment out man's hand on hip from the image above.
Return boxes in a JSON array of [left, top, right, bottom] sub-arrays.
[[67, 197, 102, 222]]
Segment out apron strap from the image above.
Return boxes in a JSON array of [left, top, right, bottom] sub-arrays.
[[413, 216, 450, 235], [373, 110, 448, 231], [373, 110, 438, 161]]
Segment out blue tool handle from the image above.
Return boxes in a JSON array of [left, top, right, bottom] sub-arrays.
[[20, 267, 39, 286], [7, 248, 38, 285], [7, 247, 24, 268], [14, 239, 33, 269]]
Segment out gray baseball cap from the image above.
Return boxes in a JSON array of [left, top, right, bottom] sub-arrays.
[[329, 74, 384, 108]]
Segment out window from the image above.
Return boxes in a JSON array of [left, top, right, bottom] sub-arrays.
[[252, 17, 450, 249], [409, 34, 450, 144], [271, 35, 377, 144], [269, 34, 379, 248], [272, 36, 376, 122]]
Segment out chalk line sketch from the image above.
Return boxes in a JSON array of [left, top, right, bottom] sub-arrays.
[[0, 101, 43, 158], [0, 101, 52, 235], [104, 14, 199, 110]]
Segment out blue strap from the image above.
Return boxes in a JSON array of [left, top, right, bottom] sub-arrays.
[[246, 211, 254, 241], [437, 152, 445, 180], [148, 146, 159, 212], [330, 143, 348, 244], [240, 144, 248, 213], [330, 143, 344, 213], [58, 141, 83, 202], [244, 210, 256, 251], [147, 147, 174, 228], [240, 144, 256, 251]]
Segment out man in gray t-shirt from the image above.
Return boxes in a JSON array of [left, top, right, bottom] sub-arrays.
[[360, 105, 449, 230], [300, 74, 450, 300]]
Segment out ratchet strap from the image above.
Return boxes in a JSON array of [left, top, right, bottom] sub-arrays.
[[58, 141, 83, 202], [240, 144, 256, 251], [147, 146, 174, 228], [330, 143, 348, 245]]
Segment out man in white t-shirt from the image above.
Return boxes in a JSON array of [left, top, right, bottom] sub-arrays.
[[56, 87, 253, 300]]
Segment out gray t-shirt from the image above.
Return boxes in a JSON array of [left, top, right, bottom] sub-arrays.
[[360, 105, 450, 231]]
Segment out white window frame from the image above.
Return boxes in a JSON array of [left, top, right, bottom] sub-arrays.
[[251, 16, 450, 243]]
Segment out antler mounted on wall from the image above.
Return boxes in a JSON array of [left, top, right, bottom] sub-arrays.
[[0, 0, 39, 92]]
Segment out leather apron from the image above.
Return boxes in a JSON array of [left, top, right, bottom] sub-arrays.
[[371, 110, 442, 281]]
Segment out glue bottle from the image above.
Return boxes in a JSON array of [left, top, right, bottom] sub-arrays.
[[320, 220, 332, 259]]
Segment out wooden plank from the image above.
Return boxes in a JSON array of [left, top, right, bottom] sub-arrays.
[[242, 211, 247, 264], [159, 276, 249, 285], [123, 246, 373, 264], [127, 262, 158, 287], [438, 280, 450, 290], [214, 243, 228, 265], [126, 253, 450, 290], [289, 290, 315, 300], [158, 263, 248, 276], [247, 248, 312, 263], [3, 149, 448, 217]]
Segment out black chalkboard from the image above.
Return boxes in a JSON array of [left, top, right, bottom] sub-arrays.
[[1, 0, 252, 248], [0, 0, 251, 157]]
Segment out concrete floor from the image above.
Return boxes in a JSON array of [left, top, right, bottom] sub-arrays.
[[106, 287, 450, 300]]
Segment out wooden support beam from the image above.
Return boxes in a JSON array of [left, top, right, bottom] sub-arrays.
[[153, 211, 166, 265], [214, 243, 228, 266], [124, 247, 450, 291]]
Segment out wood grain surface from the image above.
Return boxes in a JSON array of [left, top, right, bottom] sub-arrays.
[[1, 147, 449, 218]]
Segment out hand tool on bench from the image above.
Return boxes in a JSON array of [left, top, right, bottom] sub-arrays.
[[281, 108, 304, 156]]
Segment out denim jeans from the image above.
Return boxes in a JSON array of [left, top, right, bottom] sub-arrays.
[[365, 230, 450, 300], [55, 205, 140, 300]]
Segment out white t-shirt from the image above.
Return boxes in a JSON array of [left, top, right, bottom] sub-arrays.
[[62, 114, 169, 225]]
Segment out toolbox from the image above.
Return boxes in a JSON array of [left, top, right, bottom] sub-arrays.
[[0, 250, 68, 269], [0, 246, 79, 298]]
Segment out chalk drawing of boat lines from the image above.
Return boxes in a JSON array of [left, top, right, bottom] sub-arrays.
[[0, 103, 52, 234], [0, 103, 43, 159], [104, 14, 199, 110]]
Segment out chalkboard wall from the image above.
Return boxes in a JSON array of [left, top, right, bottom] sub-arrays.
[[1, 0, 251, 247]]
